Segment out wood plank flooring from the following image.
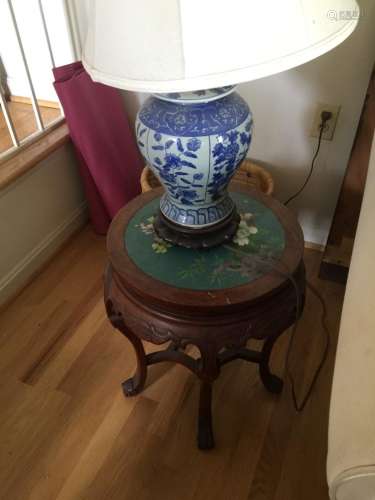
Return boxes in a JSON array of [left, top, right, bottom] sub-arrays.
[[0, 101, 61, 154], [0, 225, 345, 500]]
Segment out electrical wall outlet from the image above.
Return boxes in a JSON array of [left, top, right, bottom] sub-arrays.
[[310, 103, 341, 141]]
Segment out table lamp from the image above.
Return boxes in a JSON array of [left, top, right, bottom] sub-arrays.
[[83, 0, 359, 248]]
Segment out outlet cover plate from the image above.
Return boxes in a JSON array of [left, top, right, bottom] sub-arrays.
[[311, 103, 341, 141]]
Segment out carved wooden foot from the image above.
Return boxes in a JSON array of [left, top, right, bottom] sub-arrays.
[[198, 381, 215, 450], [122, 372, 146, 396], [105, 299, 148, 397], [259, 332, 284, 394]]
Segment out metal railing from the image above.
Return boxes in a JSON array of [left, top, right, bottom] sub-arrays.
[[0, 0, 79, 162]]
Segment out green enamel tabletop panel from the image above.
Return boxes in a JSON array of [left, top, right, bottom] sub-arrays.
[[124, 193, 285, 290]]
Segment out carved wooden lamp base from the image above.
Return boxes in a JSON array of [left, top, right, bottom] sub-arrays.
[[153, 209, 241, 249]]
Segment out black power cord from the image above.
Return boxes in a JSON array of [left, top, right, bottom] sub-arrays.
[[284, 111, 333, 206], [265, 256, 331, 412], [264, 261, 331, 412], [285, 280, 330, 412], [225, 247, 331, 412], [263, 262, 331, 412], [281, 110, 333, 409]]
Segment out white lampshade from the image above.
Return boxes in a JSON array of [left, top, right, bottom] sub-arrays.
[[83, 0, 359, 93]]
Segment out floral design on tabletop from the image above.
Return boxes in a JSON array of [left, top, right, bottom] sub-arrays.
[[137, 216, 172, 253], [126, 194, 285, 291], [152, 237, 172, 254], [233, 213, 258, 246], [137, 216, 155, 235]]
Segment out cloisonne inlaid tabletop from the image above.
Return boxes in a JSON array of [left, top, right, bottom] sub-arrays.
[[123, 191, 285, 291], [107, 184, 304, 313]]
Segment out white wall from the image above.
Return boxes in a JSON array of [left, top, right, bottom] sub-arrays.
[[0, 0, 75, 101], [237, 0, 375, 245], [0, 142, 87, 306]]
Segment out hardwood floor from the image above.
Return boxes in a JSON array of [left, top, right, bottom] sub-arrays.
[[0, 226, 345, 500], [0, 101, 61, 154]]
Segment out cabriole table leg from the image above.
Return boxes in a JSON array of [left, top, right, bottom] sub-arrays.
[[121, 329, 147, 396], [106, 299, 148, 397], [197, 345, 220, 450], [198, 381, 214, 450], [259, 330, 284, 394]]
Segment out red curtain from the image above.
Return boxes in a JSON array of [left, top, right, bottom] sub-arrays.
[[53, 62, 143, 234]]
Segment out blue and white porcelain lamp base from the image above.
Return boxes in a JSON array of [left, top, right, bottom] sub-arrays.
[[136, 86, 253, 248]]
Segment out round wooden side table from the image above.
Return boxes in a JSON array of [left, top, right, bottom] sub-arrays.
[[104, 184, 305, 450]]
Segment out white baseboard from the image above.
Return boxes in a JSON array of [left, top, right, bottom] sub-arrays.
[[0, 202, 88, 307]]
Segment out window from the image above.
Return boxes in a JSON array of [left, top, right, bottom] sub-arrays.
[[0, 0, 80, 161]]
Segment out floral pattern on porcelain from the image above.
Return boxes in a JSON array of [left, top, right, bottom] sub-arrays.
[[136, 89, 252, 227], [138, 91, 250, 137]]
